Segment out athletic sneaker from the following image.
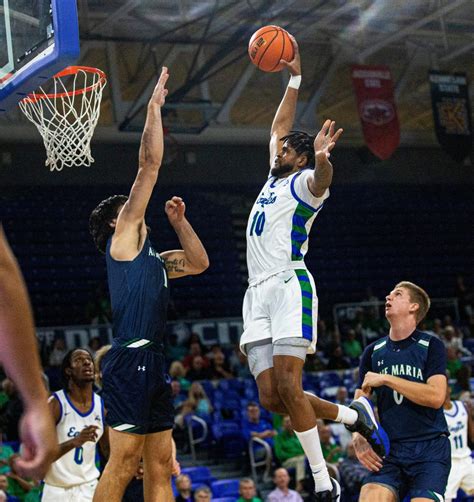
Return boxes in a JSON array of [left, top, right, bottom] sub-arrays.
[[345, 396, 390, 458], [314, 478, 340, 501]]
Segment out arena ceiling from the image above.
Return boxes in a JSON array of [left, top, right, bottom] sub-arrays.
[[2, 0, 474, 147]]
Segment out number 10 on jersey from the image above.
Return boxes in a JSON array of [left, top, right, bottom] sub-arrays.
[[250, 211, 266, 236]]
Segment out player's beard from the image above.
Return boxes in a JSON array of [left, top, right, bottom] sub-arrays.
[[270, 161, 293, 178]]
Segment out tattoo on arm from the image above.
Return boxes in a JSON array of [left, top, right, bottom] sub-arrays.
[[165, 258, 185, 274]]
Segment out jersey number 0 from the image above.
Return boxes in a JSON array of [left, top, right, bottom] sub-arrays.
[[74, 446, 84, 465]]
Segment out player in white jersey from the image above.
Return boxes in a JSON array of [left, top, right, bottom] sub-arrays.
[[43, 348, 106, 502], [240, 36, 389, 502], [444, 388, 474, 501]]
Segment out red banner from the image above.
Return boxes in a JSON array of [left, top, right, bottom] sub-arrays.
[[351, 65, 400, 160]]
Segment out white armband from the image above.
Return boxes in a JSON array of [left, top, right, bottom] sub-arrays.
[[288, 75, 302, 90]]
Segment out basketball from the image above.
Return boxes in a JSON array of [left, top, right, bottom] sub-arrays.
[[248, 25, 294, 72]]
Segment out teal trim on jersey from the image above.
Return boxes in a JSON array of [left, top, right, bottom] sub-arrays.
[[112, 423, 141, 433], [291, 203, 315, 260], [296, 269, 313, 341], [427, 490, 443, 502], [121, 337, 140, 346], [373, 340, 387, 352], [122, 338, 154, 349], [417, 339, 430, 349]]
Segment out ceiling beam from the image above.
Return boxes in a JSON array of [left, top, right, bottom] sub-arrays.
[[215, 63, 256, 124], [167, 0, 276, 103], [395, 45, 421, 101], [299, 50, 346, 128], [439, 39, 474, 62], [119, 46, 181, 131], [77, 0, 90, 35], [91, 0, 141, 34], [105, 42, 127, 124], [0, 6, 39, 26], [359, 0, 469, 59]]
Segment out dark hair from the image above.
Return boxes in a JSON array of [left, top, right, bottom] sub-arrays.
[[89, 195, 128, 253], [61, 348, 94, 387], [280, 130, 315, 167]]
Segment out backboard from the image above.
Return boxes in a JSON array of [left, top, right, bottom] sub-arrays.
[[0, 0, 79, 113]]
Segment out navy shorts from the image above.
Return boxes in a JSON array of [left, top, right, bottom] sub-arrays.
[[101, 345, 174, 435], [363, 435, 451, 501]]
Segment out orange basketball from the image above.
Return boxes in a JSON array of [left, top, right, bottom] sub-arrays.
[[248, 25, 294, 72]]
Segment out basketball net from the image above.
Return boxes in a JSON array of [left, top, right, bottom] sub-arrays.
[[19, 66, 107, 171]]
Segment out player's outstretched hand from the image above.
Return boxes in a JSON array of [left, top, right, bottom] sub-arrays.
[[279, 35, 301, 76], [165, 196, 186, 225], [352, 432, 383, 472], [12, 403, 58, 480], [314, 119, 343, 159], [150, 66, 169, 107]]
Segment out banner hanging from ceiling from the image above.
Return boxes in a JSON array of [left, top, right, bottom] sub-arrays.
[[351, 65, 400, 160], [429, 71, 472, 163]]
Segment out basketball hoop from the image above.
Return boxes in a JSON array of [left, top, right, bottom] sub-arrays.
[[19, 66, 107, 171]]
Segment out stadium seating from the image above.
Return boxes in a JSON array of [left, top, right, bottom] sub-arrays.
[[211, 479, 240, 498], [180, 466, 215, 486], [2, 183, 472, 326]]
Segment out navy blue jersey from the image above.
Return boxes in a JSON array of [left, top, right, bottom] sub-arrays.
[[358, 330, 448, 443], [106, 235, 169, 348]]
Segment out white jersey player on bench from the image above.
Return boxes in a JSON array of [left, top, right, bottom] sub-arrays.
[[43, 348, 106, 502]]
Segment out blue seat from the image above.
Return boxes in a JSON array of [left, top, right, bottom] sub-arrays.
[[211, 422, 246, 459], [199, 380, 215, 402], [217, 379, 244, 393], [319, 372, 343, 387], [181, 466, 214, 486], [213, 498, 237, 502], [214, 390, 240, 403], [211, 421, 241, 439], [211, 479, 240, 498], [465, 340, 474, 353]]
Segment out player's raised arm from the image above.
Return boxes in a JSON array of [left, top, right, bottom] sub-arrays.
[[116, 67, 169, 233], [307, 120, 343, 198], [269, 36, 300, 168], [160, 196, 209, 279]]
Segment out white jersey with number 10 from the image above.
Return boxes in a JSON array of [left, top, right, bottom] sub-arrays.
[[246, 168, 329, 284]]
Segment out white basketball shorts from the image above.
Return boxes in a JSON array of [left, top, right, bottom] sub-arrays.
[[42, 479, 98, 502], [240, 268, 318, 354], [445, 456, 474, 500]]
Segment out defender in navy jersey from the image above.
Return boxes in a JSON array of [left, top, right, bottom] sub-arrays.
[[89, 68, 209, 502], [353, 282, 450, 502]]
